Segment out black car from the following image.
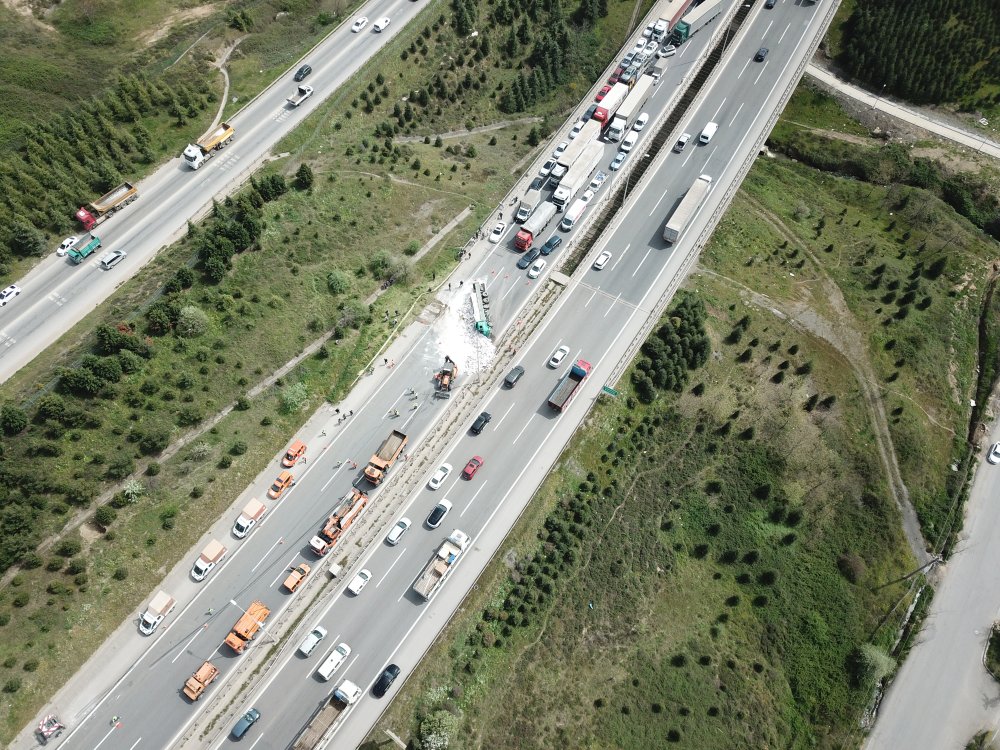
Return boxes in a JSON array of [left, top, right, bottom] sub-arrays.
[[583, 103, 598, 122], [764, 0, 776, 7], [754, 47, 769, 62], [471, 411, 492, 434], [540, 236, 562, 256], [294, 64, 312, 82], [504, 366, 525, 388], [516, 247, 541, 269], [529, 176, 545, 191], [373, 664, 401, 698], [231, 708, 261, 739]]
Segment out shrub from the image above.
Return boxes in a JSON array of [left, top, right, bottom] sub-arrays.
[[231, 440, 248, 455], [65, 559, 86, 575], [55, 539, 82, 557], [176, 305, 209, 338], [106, 455, 136, 480], [95, 505, 117, 527], [3, 678, 22, 693], [12, 592, 29, 607], [837, 552, 867, 583], [20, 553, 42, 570], [0, 404, 28, 435], [112, 566, 128, 580]]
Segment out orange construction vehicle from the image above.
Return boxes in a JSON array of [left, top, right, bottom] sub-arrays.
[[182, 661, 219, 701], [282, 440, 307, 467], [434, 356, 458, 398], [309, 489, 369, 556], [224, 600, 270, 653]]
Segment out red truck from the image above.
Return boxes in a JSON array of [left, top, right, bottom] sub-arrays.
[[592, 83, 629, 130], [75, 182, 138, 230], [514, 201, 557, 251], [547, 359, 591, 411]]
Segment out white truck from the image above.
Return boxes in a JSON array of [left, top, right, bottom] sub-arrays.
[[551, 120, 601, 183], [515, 188, 543, 223], [606, 75, 654, 141], [182, 122, 235, 170], [413, 529, 470, 600], [191, 539, 227, 581], [292, 680, 363, 749], [233, 498, 266, 538], [138, 590, 175, 635], [663, 174, 712, 243], [552, 142, 603, 210], [286, 85, 314, 107], [652, 17, 669, 42], [560, 197, 588, 232]]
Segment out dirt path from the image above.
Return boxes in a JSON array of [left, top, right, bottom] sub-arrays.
[[394, 117, 543, 143], [699, 194, 931, 565]]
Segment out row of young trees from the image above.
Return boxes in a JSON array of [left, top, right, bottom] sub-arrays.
[[632, 292, 711, 403]]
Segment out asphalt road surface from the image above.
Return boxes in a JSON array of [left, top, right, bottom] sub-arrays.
[[0, 0, 420, 385], [27, 0, 836, 747]]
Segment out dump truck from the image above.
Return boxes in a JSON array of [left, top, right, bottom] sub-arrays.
[[671, 0, 724, 44], [233, 498, 266, 539], [182, 660, 219, 701], [515, 188, 543, 223], [548, 359, 592, 411], [287, 84, 314, 107], [191, 539, 227, 581], [364, 429, 408, 484], [66, 233, 102, 265], [434, 356, 458, 397], [183, 122, 235, 170], [413, 529, 470, 600], [138, 590, 175, 635], [224, 600, 270, 653], [75, 182, 138, 230], [309, 489, 369, 556], [515, 201, 557, 250], [292, 680, 363, 750], [663, 174, 712, 243]]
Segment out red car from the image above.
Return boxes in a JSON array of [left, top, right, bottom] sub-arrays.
[[595, 85, 612, 102], [462, 456, 484, 480]]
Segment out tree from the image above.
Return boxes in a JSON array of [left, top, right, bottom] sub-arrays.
[[176, 305, 209, 338], [281, 382, 308, 413], [295, 163, 314, 190], [6, 218, 45, 257], [0, 405, 28, 435]]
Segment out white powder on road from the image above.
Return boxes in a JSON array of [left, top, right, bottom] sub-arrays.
[[432, 285, 497, 377]]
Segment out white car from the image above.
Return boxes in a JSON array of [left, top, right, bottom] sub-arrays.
[[527, 259, 546, 279], [553, 141, 568, 159], [347, 569, 372, 595], [642, 22, 654, 38], [579, 189, 595, 206], [538, 158, 557, 178], [620, 131, 638, 153], [57, 236, 78, 257], [632, 40, 645, 54], [0, 284, 21, 306], [594, 251, 612, 270], [548, 345, 570, 368], [426, 499, 453, 529], [351, 16, 368, 32], [373, 16, 390, 32], [588, 171, 608, 192], [317, 642, 352, 681], [488, 222, 506, 243], [673, 133, 691, 152], [99, 249, 127, 270], [569, 121, 584, 140], [644, 40, 659, 55], [659, 44, 677, 58], [633, 113, 649, 132], [609, 151, 626, 171], [386, 517, 411, 545], [428, 463, 452, 490], [298, 625, 328, 657], [989, 443, 1000, 465]]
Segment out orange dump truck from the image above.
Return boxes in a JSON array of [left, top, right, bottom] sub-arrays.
[[364, 430, 408, 485], [224, 600, 270, 653], [182, 660, 219, 701], [309, 489, 369, 556]]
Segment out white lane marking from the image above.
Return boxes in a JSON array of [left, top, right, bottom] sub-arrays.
[[605, 293, 622, 318], [247, 735, 264, 750], [763, 19, 774, 36], [128, 739, 141, 750], [493, 403, 516, 430], [377, 549, 405, 586], [511, 415, 534, 446], [755, 61, 768, 84], [270, 554, 299, 588], [730, 102, 745, 127], [631, 248, 652, 278], [460, 481, 488, 517], [502, 281, 518, 300], [778, 22, 790, 44], [321, 463, 345, 492], [171, 628, 203, 664], [91, 724, 119, 750], [737, 58, 751, 79], [585, 286, 598, 306], [251, 536, 285, 574], [710, 97, 726, 120]]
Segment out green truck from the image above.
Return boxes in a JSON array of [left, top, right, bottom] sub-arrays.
[[67, 233, 102, 264]]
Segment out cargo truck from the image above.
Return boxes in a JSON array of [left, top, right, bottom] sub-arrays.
[[471, 280, 491, 336], [548, 359, 592, 410], [233, 498, 266, 538], [671, 0, 724, 44], [552, 120, 601, 184], [515, 201, 557, 250], [309, 489, 369, 555], [292, 680, 363, 750], [286, 84, 314, 107], [593, 83, 630, 130], [182, 661, 219, 701], [66, 233, 102, 264], [559, 198, 588, 232], [413, 529, 470, 600], [652, 17, 669, 41], [651, 58, 668, 82], [364, 429, 408, 484], [75, 182, 138, 230], [552, 142, 603, 209], [183, 122, 235, 170], [224, 600, 270, 653], [515, 188, 543, 223], [191, 539, 227, 581], [607, 75, 654, 141], [138, 590, 175, 635], [662, 174, 712, 243]]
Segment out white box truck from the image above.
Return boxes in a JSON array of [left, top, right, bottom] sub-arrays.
[[662, 174, 712, 243]]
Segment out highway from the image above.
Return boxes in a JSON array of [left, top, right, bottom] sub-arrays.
[[0, 0, 422, 385], [22, 0, 837, 746]]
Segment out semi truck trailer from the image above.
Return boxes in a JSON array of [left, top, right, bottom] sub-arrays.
[[662, 174, 712, 243], [75, 182, 138, 230], [183, 122, 235, 170]]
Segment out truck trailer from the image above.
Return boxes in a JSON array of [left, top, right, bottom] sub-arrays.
[[75, 182, 138, 230], [671, 0, 725, 44], [607, 75, 655, 141], [515, 201, 558, 250], [413, 529, 470, 600], [663, 174, 712, 243], [552, 142, 603, 209], [548, 359, 592, 410], [593, 83, 630, 130], [364, 430, 408, 484], [183, 122, 235, 170], [291, 680, 363, 750]]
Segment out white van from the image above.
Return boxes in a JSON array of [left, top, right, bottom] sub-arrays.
[[620, 131, 638, 153], [317, 642, 352, 681], [699, 122, 718, 144]]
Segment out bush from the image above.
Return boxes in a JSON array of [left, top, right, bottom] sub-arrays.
[[95, 505, 117, 527], [0, 404, 28, 435], [12, 592, 29, 607], [112, 566, 128, 580], [106, 454, 136, 480], [281, 382, 308, 413], [326, 270, 350, 295], [230, 440, 248, 455], [3, 678, 22, 693], [176, 305, 209, 338], [65, 558, 86, 575], [55, 539, 82, 557], [146, 462, 161, 476]]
